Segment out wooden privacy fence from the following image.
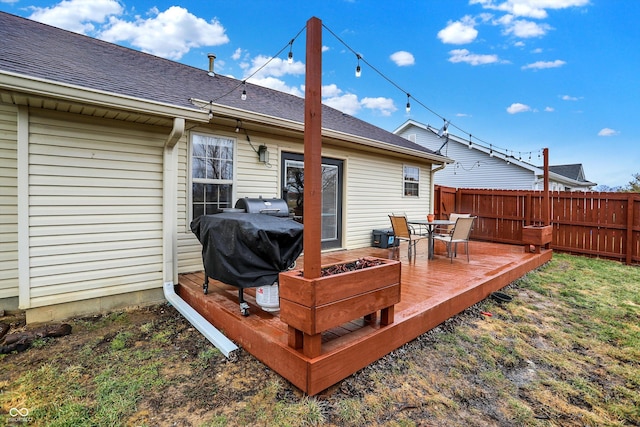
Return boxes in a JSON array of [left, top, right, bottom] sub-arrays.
[[434, 186, 640, 265]]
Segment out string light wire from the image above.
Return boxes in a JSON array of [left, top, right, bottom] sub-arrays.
[[197, 20, 540, 163], [321, 22, 542, 162]]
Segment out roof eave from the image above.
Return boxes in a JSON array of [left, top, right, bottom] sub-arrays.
[[191, 97, 453, 164], [0, 71, 204, 120]]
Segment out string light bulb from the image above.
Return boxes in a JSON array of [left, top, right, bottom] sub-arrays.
[[235, 119, 241, 133], [489, 144, 493, 157], [468, 134, 473, 149], [287, 39, 294, 64], [355, 54, 361, 78], [405, 93, 411, 113], [241, 81, 247, 101], [208, 100, 213, 120]]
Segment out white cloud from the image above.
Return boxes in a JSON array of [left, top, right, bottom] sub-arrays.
[[437, 16, 479, 44], [322, 93, 361, 115], [470, 0, 590, 19], [522, 59, 566, 69], [28, 0, 123, 34], [322, 45, 330, 52], [561, 94, 580, 101], [498, 15, 551, 38], [321, 84, 343, 98], [507, 103, 532, 114], [231, 48, 243, 60], [243, 55, 305, 79], [448, 49, 502, 65], [248, 76, 304, 98], [99, 6, 229, 60], [456, 113, 472, 117], [360, 97, 397, 116], [240, 54, 305, 97], [598, 128, 620, 137], [544, 106, 554, 112], [390, 51, 415, 66]]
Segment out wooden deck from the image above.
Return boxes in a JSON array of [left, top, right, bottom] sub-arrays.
[[177, 240, 552, 395]]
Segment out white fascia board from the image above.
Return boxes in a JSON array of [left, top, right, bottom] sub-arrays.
[[392, 118, 429, 135], [0, 71, 205, 120]]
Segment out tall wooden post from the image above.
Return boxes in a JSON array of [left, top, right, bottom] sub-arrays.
[[543, 147, 550, 226], [303, 17, 322, 279]]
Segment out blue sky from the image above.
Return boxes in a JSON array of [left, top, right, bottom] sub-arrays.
[[1, 0, 638, 188]]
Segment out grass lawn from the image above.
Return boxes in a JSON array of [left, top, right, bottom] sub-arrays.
[[1, 252, 639, 426]]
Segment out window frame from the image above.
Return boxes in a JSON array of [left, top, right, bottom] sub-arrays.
[[403, 164, 420, 198], [188, 132, 237, 221]]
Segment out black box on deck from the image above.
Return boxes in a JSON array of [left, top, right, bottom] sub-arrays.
[[372, 228, 399, 248]]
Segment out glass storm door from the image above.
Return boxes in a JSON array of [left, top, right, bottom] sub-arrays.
[[282, 152, 343, 249]]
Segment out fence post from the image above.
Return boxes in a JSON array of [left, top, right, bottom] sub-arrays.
[[525, 193, 532, 226], [626, 193, 634, 265]]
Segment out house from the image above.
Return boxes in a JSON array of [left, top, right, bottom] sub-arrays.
[[394, 119, 596, 191], [0, 12, 451, 322]]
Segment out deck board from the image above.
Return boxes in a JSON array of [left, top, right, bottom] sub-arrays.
[[177, 240, 551, 395]]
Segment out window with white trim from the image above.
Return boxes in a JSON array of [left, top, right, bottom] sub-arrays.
[[403, 165, 420, 197], [191, 133, 234, 219]]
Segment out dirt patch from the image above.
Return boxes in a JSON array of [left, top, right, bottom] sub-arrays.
[[1, 264, 639, 426]]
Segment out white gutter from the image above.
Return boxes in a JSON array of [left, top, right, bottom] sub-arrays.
[[163, 282, 238, 358], [162, 117, 238, 358]]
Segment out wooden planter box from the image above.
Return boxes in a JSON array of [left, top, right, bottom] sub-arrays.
[[279, 257, 401, 358], [522, 225, 553, 253]]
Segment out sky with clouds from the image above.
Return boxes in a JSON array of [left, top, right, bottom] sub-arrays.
[[1, 0, 638, 187]]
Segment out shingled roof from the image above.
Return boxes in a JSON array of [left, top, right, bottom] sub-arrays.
[[0, 11, 439, 157]]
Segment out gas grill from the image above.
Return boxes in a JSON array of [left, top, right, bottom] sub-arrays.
[[234, 197, 291, 217], [190, 198, 303, 316]]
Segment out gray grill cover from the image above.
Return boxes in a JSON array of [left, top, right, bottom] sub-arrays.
[[190, 213, 303, 289]]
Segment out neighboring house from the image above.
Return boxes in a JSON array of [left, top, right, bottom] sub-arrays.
[[0, 12, 451, 322], [394, 119, 596, 191]]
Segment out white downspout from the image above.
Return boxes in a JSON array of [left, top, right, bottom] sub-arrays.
[[163, 117, 238, 358]]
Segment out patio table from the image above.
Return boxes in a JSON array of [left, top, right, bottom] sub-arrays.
[[408, 219, 455, 259]]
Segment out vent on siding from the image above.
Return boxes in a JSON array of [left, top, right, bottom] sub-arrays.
[[408, 133, 417, 143]]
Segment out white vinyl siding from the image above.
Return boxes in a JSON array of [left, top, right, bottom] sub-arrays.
[[27, 110, 166, 308], [0, 103, 18, 299], [343, 149, 431, 249], [397, 124, 538, 190], [177, 127, 281, 274], [176, 130, 434, 271]]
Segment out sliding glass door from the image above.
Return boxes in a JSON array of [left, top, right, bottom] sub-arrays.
[[282, 152, 343, 249]]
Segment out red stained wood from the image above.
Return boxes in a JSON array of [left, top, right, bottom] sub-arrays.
[[439, 185, 640, 264], [302, 16, 323, 279], [177, 240, 551, 395]]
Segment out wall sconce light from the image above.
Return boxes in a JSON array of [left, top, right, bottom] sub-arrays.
[[258, 145, 269, 163]]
